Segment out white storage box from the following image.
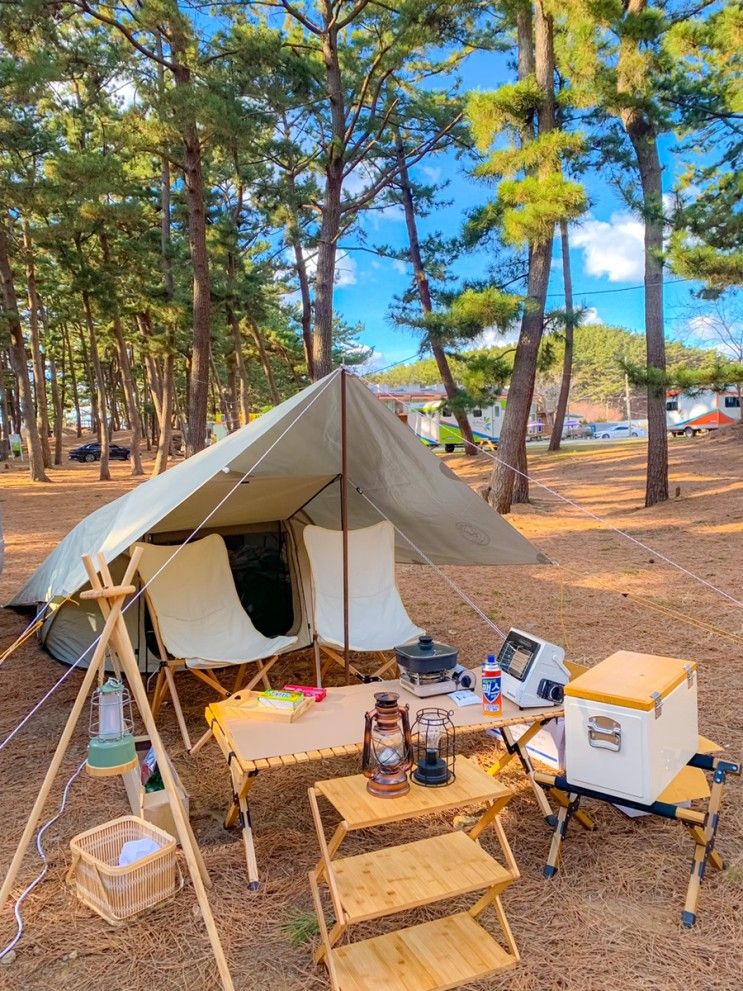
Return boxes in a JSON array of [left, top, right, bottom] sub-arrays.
[[564, 651, 698, 805]]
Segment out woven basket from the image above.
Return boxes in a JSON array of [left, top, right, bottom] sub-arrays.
[[68, 816, 178, 925]]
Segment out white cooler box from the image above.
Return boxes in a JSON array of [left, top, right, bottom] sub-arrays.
[[564, 651, 698, 805]]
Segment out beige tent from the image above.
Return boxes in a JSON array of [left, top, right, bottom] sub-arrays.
[[9, 370, 545, 671]]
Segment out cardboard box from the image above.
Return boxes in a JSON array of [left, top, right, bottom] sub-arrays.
[[121, 736, 190, 841]]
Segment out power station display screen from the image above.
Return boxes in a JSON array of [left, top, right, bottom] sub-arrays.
[[508, 647, 533, 681], [497, 634, 538, 683]]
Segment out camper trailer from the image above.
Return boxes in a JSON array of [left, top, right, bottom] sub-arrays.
[[409, 401, 505, 452], [666, 388, 742, 437]]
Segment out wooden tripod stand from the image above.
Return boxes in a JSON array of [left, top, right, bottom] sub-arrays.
[[0, 548, 235, 991]]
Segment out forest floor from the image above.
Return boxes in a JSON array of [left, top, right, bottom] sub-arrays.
[[0, 427, 742, 991]]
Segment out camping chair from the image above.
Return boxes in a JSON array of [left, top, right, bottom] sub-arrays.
[[303, 520, 424, 683], [133, 534, 297, 752]]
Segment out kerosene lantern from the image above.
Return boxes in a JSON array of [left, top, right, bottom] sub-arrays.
[[87, 678, 138, 777], [411, 707, 456, 787], [361, 692, 413, 798]]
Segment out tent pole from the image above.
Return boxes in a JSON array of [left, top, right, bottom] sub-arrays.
[[340, 368, 350, 684]]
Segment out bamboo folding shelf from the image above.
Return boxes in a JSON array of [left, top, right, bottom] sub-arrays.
[[308, 756, 521, 991]]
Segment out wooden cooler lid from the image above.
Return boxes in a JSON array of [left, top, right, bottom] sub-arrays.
[[563, 650, 697, 711]]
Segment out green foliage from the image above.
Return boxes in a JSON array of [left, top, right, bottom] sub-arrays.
[[371, 324, 716, 409], [498, 175, 586, 246]]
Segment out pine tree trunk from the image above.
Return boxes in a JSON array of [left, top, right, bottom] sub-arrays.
[[548, 220, 574, 452], [619, 0, 667, 508], [489, 2, 555, 513], [313, 23, 344, 381], [249, 320, 280, 404], [63, 324, 82, 437], [170, 41, 210, 456], [82, 291, 110, 481], [0, 222, 49, 481], [0, 350, 11, 456], [49, 354, 63, 465], [154, 122, 174, 475], [628, 123, 668, 507], [292, 237, 314, 380], [395, 128, 477, 456], [226, 305, 250, 425], [23, 221, 51, 467], [513, 440, 530, 503], [100, 233, 144, 475]]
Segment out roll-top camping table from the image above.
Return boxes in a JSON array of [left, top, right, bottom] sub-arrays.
[[205, 676, 562, 888]]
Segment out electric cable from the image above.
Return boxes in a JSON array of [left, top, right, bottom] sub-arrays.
[[0, 759, 86, 961]]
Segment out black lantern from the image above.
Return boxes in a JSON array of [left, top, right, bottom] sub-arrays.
[[411, 708, 456, 787], [361, 692, 413, 798]]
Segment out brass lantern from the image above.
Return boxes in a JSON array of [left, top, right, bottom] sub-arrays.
[[361, 692, 413, 798]]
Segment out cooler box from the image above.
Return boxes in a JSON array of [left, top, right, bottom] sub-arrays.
[[564, 651, 698, 805]]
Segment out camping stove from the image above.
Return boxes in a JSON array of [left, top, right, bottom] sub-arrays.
[[395, 636, 459, 698]]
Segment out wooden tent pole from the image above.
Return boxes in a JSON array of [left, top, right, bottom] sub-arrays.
[[93, 555, 234, 991], [0, 554, 139, 913], [340, 368, 350, 684]]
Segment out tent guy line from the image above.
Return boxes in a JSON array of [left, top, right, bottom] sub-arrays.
[[378, 392, 743, 611], [474, 444, 743, 610], [0, 372, 341, 755]]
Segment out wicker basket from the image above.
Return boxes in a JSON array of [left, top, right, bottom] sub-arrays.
[[67, 816, 178, 925]]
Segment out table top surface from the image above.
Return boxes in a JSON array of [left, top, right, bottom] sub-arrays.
[[314, 756, 512, 828], [206, 674, 562, 769]]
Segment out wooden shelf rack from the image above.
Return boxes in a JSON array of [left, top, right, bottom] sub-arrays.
[[308, 757, 521, 991]]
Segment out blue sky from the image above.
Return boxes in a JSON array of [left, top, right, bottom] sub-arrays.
[[331, 49, 705, 373]]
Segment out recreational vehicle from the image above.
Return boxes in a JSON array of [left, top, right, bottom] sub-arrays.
[[409, 401, 505, 451], [666, 388, 742, 437]]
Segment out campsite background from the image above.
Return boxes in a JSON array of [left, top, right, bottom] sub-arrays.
[[1, 2, 742, 989]]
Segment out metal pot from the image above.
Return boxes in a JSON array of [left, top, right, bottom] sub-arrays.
[[394, 635, 458, 675]]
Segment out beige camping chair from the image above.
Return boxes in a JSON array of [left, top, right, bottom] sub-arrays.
[[133, 534, 297, 751], [303, 521, 424, 682]]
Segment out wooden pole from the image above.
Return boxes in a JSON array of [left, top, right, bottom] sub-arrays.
[[90, 556, 234, 991], [340, 368, 350, 684], [0, 554, 139, 913], [84, 554, 211, 888]]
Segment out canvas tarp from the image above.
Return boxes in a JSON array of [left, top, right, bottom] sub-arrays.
[[9, 371, 545, 668]]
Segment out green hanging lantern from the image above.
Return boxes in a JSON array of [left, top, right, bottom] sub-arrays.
[[87, 678, 137, 777]]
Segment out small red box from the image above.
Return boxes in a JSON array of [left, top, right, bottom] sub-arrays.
[[283, 684, 327, 702]]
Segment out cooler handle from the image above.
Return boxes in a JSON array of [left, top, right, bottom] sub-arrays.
[[588, 715, 622, 752]]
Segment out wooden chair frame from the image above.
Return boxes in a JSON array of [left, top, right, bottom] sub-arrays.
[[143, 586, 276, 753], [313, 638, 398, 684]]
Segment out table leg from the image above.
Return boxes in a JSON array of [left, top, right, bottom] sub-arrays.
[[544, 792, 579, 878], [682, 763, 727, 927], [500, 724, 556, 823], [227, 767, 260, 890]]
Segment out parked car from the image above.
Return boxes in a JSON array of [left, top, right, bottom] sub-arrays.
[[597, 423, 643, 440], [69, 442, 131, 463]]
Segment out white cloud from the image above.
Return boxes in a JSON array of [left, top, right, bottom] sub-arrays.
[[335, 253, 357, 287], [687, 313, 743, 356], [570, 211, 645, 282], [581, 306, 603, 325], [471, 324, 520, 349], [392, 259, 408, 275], [422, 166, 441, 183]]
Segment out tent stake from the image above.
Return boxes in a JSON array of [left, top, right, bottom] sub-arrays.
[[340, 368, 350, 684]]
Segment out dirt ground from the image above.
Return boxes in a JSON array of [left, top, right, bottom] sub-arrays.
[[0, 429, 741, 991]]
